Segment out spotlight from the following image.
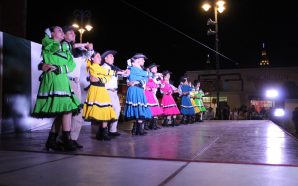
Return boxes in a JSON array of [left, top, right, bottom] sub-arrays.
[[265, 89, 279, 99], [273, 108, 285, 117]]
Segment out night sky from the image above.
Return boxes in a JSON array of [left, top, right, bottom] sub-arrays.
[[26, 0, 298, 83]]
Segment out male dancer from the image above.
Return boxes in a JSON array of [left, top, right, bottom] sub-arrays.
[[101, 50, 122, 137]]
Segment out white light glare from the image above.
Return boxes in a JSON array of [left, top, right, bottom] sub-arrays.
[[217, 6, 225, 13], [85, 25, 93, 31], [274, 108, 285, 117], [202, 3, 211, 11], [72, 24, 79, 28], [216, 0, 226, 7], [266, 89, 279, 98]]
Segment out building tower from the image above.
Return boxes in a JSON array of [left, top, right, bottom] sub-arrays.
[[259, 43, 270, 66]]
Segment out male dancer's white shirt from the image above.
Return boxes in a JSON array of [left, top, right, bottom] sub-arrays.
[[101, 63, 118, 90]]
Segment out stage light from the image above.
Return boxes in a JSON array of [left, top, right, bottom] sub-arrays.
[[265, 89, 279, 99], [273, 108, 285, 117]]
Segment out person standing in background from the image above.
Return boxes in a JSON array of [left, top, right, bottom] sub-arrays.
[[292, 107, 298, 134]]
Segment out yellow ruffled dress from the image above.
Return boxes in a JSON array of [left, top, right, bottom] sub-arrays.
[[82, 63, 117, 122]]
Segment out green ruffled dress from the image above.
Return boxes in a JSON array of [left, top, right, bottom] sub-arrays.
[[32, 36, 81, 118], [193, 89, 206, 112]]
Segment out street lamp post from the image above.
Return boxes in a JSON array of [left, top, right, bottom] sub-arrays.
[[202, 0, 225, 119], [72, 9, 93, 43]]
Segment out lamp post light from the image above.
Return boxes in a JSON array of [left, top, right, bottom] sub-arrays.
[[72, 9, 93, 43], [202, 0, 225, 119]]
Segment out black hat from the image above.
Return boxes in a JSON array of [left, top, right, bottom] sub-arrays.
[[147, 63, 159, 70], [132, 53, 148, 60], [194, 80, 200, 86], [62, 25, 75, 33], [179, 75, 188, 83], [101, 50, 117, 61], [162, 70, 172, 76]]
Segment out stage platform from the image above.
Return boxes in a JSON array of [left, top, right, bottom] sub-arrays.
[[1, 120, 298, 186]]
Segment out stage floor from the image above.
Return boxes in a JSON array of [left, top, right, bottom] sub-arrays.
[[1, 120, 298, 185]]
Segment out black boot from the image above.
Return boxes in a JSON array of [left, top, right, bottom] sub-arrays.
[[162, 118, 169, 127], [180, 115, 187, 124], [103, 127, 112, 141], [96, 127, 111, 141], [144, 120, 150, 130], [45, 132, 59, 151], [169, 118, 175, 127], [132, 122, 137, 135], [62, 131, 77, 151], [195, 114, 200, 122], [149, 119, 155, 130], [72, 140, 83, 149], [150, 118, 159, 130], [135, 123, 140, 135], [172, 118, 179, 126], [136, 123, 147, 135], [141, 123, 148, 135], [185, 116, 192, 124], [107, 122, 111, 132], [189, 116, 195, 124], [153, 118, 161, 129]]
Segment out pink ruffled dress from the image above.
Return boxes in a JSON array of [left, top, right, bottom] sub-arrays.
[[144, 78, 163, 116], [160, 80, 180, 115]]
